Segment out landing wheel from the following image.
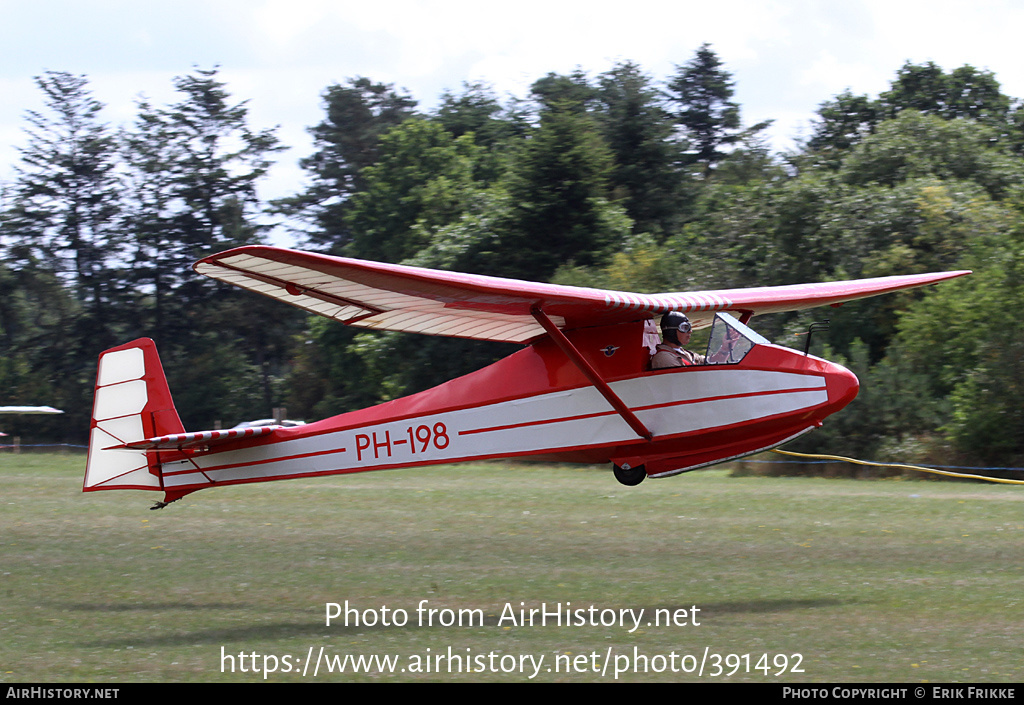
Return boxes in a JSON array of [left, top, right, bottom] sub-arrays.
[[613, 463, 647, 486]]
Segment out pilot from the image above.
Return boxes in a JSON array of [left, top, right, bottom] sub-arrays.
[[650, 312, 706, 368]]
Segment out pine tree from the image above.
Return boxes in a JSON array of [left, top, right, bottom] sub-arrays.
[[121, 68, 294, 426], [668, 44, 766, 176], [2, 71, 124, 339]]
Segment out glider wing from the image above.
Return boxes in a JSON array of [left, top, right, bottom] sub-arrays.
[[194, 246, 970, 343]]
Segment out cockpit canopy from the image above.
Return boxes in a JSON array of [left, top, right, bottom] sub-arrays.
[[704, 312, 769, 365]]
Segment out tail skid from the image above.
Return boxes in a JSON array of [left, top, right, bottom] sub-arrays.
[[84, 338, 189, 502]]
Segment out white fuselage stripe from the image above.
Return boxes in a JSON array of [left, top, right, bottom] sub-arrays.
[[159, 369, 828, 489]]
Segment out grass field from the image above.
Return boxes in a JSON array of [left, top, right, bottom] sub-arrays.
[[2, 451, 1022, 683]]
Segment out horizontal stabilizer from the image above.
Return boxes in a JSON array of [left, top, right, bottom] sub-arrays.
[[108, 425, 279, 452]]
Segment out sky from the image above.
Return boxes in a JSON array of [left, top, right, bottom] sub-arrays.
[[2, 0, 1023, 235]]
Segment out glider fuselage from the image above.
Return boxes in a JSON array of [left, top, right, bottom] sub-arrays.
[[86, 316, 858, 503]]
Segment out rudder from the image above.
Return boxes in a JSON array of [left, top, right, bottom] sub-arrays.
[[84, 339, 185, 494]]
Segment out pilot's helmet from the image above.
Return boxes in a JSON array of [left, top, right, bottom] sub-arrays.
[[661, 311, 692, 335]]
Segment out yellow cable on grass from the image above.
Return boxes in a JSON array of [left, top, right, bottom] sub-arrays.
[[771, 449, 1024, 485]]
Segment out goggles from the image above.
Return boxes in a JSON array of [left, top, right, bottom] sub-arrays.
[[662, 313, 692, 334]]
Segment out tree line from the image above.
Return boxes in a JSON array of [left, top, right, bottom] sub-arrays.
[[2, 47, 1023, 468]]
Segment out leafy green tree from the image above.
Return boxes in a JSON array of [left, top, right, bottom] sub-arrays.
[[880, 61, 1011, 126], [878, 61, 950, 117], [497, 100, 630, 280], [1006, 101, 1024, 155], [344, 118, 483, 262], [280, 78, 417, 252], [944, 65, 1012, 125], [436, 82, 517, 147], [283, 319, 367, 420], [808, 63, 1016, 167], [805, 90, 880, 162], [530, 69, 598, 115], [893, 215, 1024, 464], [552, 232, 687, 294], [712, 129, 785, 186], [434, 82, 525, 186], [839, 111, 1024, 199]]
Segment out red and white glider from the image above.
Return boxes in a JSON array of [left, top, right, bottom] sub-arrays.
[[83, 246, 969, 505], [0, 406, 63, 414], [0, 405, 62, 439]]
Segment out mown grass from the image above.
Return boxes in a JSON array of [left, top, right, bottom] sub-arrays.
[[2, 452, 1022, 683]]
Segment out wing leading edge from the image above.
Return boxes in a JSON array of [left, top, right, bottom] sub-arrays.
[[194, 246, 970, 343]]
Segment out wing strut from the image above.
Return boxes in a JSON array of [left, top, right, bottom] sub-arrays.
[[531, 306, 653, 442]]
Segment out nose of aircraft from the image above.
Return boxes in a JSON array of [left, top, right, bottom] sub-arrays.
[[823, 359, 860, 413]]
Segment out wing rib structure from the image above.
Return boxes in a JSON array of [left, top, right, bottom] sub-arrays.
[[195, 246, 971, 341]]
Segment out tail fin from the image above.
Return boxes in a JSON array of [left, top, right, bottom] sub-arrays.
[[84, 339, 185, 495]]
